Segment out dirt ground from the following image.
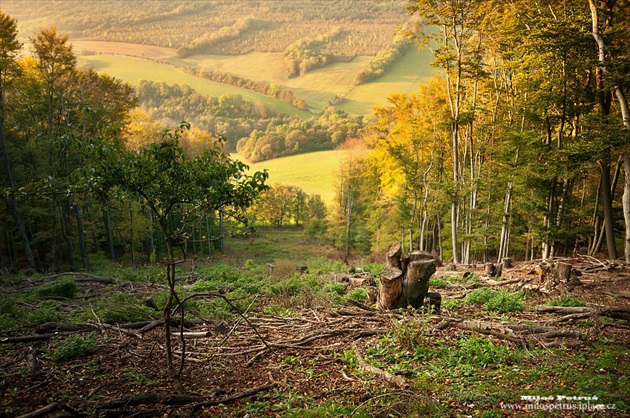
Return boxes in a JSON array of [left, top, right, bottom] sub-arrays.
[[1, 257, 629, 417]]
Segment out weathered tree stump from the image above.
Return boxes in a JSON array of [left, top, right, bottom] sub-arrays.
[[502, 257, 513, 269], [404, 259, 436, 308], [553, 262, 572, 283], [386, 242, 402, 270], [378, 242, 437, 310], [423, 292, 442, 313], [378, 267, 404, 310]]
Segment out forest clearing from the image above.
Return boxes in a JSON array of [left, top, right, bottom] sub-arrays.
[[1, 228, 629, 417], [1, 0, 630, 416]]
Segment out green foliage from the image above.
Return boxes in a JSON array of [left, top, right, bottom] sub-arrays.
[[465, 288, 496, 305], [429, 276, 449, 288], [344, 287, 367, 302], [466, 289, 525, 313], [389, 313, 430, 351], [88, 293, 157, 323], [451, 336, 514, 368], [262, 303, 295, 317], [548, 295, 586, 307], [49, 333, 98, 362], [25, 300, 62, 325], [33, 279, 77, 299]]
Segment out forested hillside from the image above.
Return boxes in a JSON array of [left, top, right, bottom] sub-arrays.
[[326, 0, 630, 266], [3, 0, 408, 56]]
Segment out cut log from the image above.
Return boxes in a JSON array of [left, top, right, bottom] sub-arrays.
[[378, 267, 404, 310], [400, 253, 410, 274], [404, 259, 437, 309], [386, 241, 402, 270]]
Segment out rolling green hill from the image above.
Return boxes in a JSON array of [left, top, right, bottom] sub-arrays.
[[82, 55, 313, 118], [6, 0, 435, 118], [235, 149, 370, 206]]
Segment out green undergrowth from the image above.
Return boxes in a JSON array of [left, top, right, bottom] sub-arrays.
[[334, 327, 629, 415]]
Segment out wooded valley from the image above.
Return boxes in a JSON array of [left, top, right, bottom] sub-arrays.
[[0, 1, 629, 416]]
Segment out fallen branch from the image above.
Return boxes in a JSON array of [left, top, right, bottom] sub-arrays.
[[534, 305, 630, 321], [26, 272, 116, 285], [188, 383, 276, 410], [16, 403, 59, 418], [352, 341, 409, 389], [100, 393, 209, 409]]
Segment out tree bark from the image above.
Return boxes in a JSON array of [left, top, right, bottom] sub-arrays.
[[404, 259, 436, 308], [378, 267, 404, 310], [386, 241, 402, 269]]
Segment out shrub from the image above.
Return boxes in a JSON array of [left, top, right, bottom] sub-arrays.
[[34, 278, 77, 299], [0, 295, 17, 316], [452, 336, 514, 367], [429, 276, 449, 288], [465, 288, 496, 305], [26, 300, 62, 325], [484, 291, 525, 313], [50, 333, 97, 361], [90, 293, 157, 323]]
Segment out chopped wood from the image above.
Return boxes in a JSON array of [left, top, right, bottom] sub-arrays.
[[534, 305, 630, 322], [352, 342, 409, 389]]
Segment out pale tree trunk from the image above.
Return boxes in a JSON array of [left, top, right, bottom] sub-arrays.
[[588, 0, 617, 260]]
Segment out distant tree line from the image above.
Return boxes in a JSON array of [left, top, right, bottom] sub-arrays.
[[283, 28, 353, 78], [179, 66, 309, 110], [251, 184, 328, 236], [236, 109, 364, 162], [177, 17, 266, 57], [135, 80, 364, 161], [354, 34, 412, 85]]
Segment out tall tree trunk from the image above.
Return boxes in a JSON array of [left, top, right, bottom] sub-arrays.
[[600, 150, 617, 260], [73, 202, 88, 270], [1, 93, 36, 269], [102, 198, 116, 261]]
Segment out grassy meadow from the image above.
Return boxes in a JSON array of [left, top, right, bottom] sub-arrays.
[[80, 54, 313, 119], [235, 149, 371, 205]]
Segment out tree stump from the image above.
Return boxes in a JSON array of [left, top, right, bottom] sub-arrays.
[[553, 262, 572, 283], [377, 242, 437, 310], [485, 263, 496, 277], [404, 259, 436, 308], [502, 257, 513, 269], [378, 267, 404, 310], [424, 292, 442, 313], [386, 242, 402, 270]]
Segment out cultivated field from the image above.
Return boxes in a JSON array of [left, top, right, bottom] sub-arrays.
[[80, 54, 312, 118]]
